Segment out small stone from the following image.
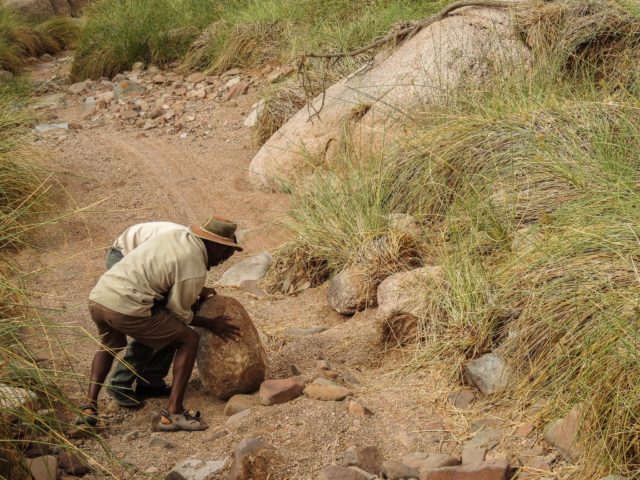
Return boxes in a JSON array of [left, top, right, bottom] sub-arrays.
[[148, 106, 164, 119], [448, 390, 475, 410], [413, 454, 460, 472], [26, 456, 58, 480], [187, 72, 206, 84], [166, 458, 226, 480], [220, 253, 273, 287], [223, 81, 249, 101], [206, 429, 228, 441], [224, 394, 259, 416], [320, 465, 370, 480], [461, 446, 486, 464], [223, 68, 241, 77], [228, 438, 277, 480], [283, 326, 328, 337], [131, 61, 145, 72], [83, 96, 96, 115], [68, 81, 87, 95], [143, 120, 157, 130], [239, 279, 268, 298], [464, 353, 510, 395], [144, 466, 159, 474], [543, 405, 583, 462], [515, 423, 534, 437], [152, 74, 166, 84], [343, 446, 382, 474], [347, 400, 373, 416], [348, 466, 377, 480], [303, 379, 352, 401], [150, 434, 175, 449], [40, 53, 55, 62], [328, 266, 375, 315], [0, 384, 38, 422], [422, 459, 510, 480], [381, 459, 419, 479], [224, 76, 241, 89], [123, 108, 139, 120], [226, 408, 252, 426], [259, 378, 304, 406], [402, 452, 429, 469], [59, 451, 91, 475], [466, 429, 503, 450], [34, 123, 69, 133], [243, 100, 265, 127], [97, 91, 114, 103], [123, 431, 139, 441], [194, 88, 206, 99], [316, 359, 331, 370]]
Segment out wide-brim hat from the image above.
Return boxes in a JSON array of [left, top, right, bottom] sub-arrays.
[[190, 215, 243, 251]]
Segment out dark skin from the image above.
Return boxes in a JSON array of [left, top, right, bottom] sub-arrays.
[[85, 240, 240, 418]]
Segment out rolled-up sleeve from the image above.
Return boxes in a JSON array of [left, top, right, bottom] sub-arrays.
[[165, 277, 205, 324]]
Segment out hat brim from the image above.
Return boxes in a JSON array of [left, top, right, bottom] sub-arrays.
[[190, 225, 243, 251]]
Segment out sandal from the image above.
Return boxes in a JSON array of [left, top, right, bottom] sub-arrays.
[[157, 408, 208, 432], [74, 404, 98, 427]]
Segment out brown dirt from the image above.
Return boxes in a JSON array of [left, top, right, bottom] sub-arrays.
[[17, 55, 562, 479]]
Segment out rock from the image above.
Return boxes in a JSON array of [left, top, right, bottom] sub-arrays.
[[0, 69, 14, 82], [348, 466, 377, 480], [145, 466, 159, 474], [226, 408, 252, 426], [68, 81, 88, 95], [113, 80, 144, 99], [249, 8, 528, 192], [228, 438, 278, 480], [34, 123, 69, 133], [514, 423, 534, 437], [244, 100, 265, 128], [220, 253, 273, 287], [259, 378, 304, 406], [224, 394, 259, 416], [152, 74, 166, 84], [464, 353, 510, 395], [402, 452, 430, 469], [0, 384, 38, 421], [223, 81, 249, 101], [224, 68, 241, 77], [40, 53, 55, 62], [303, 378, 352, 401], [97, 91, 114, 103], [187, 72, 206, 84], [25, 455, 58, 480], [422, 459, 511, 480], [59, 451, 91, 475], [327, 266, 375, 315], [377, 266, 441, 317], [196, 296, 267, 399], [410, 454, 460, 472], [381, 459, 419, 479], [131, 61, 144, 72], [448, 390, 475, 410], [518, 455, 553, 478], [461, 446, 486, 464], [543, 405, 583, 462], [343, 446, 383, 474], [83, 96, 96, 115], [224, 76, 241, 89], [283, 326, 328, 336], [466, 429, 503, 450], [347, 400, 373, 416], [320, 465, 370, 480], [166, 458, 226, 480], [150, 434, 175, 449], [148, 106, 165, 119]]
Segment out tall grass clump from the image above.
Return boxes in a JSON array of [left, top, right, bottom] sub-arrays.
[[266, 1, 640, 475], [0, 6, 79, 73], [71, 0, 222, 80]]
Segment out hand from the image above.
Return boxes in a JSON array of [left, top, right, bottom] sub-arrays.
[[208, 315, 241, 342]]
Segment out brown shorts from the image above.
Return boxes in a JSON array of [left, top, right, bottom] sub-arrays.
[[88, 300, 190, 351]]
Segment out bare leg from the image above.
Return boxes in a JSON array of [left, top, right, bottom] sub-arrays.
[[166, 328, 199, 414], [87, 348, 122, 408]]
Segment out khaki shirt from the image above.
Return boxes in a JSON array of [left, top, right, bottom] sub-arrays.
[[90, 229, 208, 323], [113, 221, 188, 255]]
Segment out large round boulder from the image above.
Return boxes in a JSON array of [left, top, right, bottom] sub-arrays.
[[195, 295, 267, 400]]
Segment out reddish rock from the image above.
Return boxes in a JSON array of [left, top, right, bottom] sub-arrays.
[[344, 446, 383, 474], [347, 400, 373, 416], [320, 465, 370, 480], [187, 72, 206, 84], [382, 460, 419, 479], [196, 296, 267, 400], [415, 454, 461, 473], [543, 405, 582, 462], [448, 390, 476, 410], [303, 379, 352, 401], [259, 378, 304, 406], [25, 455, 58, 480], [223, 82, 249, 102], [59, 451, 91, 475], [228, 438, 278, 480], [462, 446, 486, 464], [224, 394, 259, 416], [421, 459, 511, 480]]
